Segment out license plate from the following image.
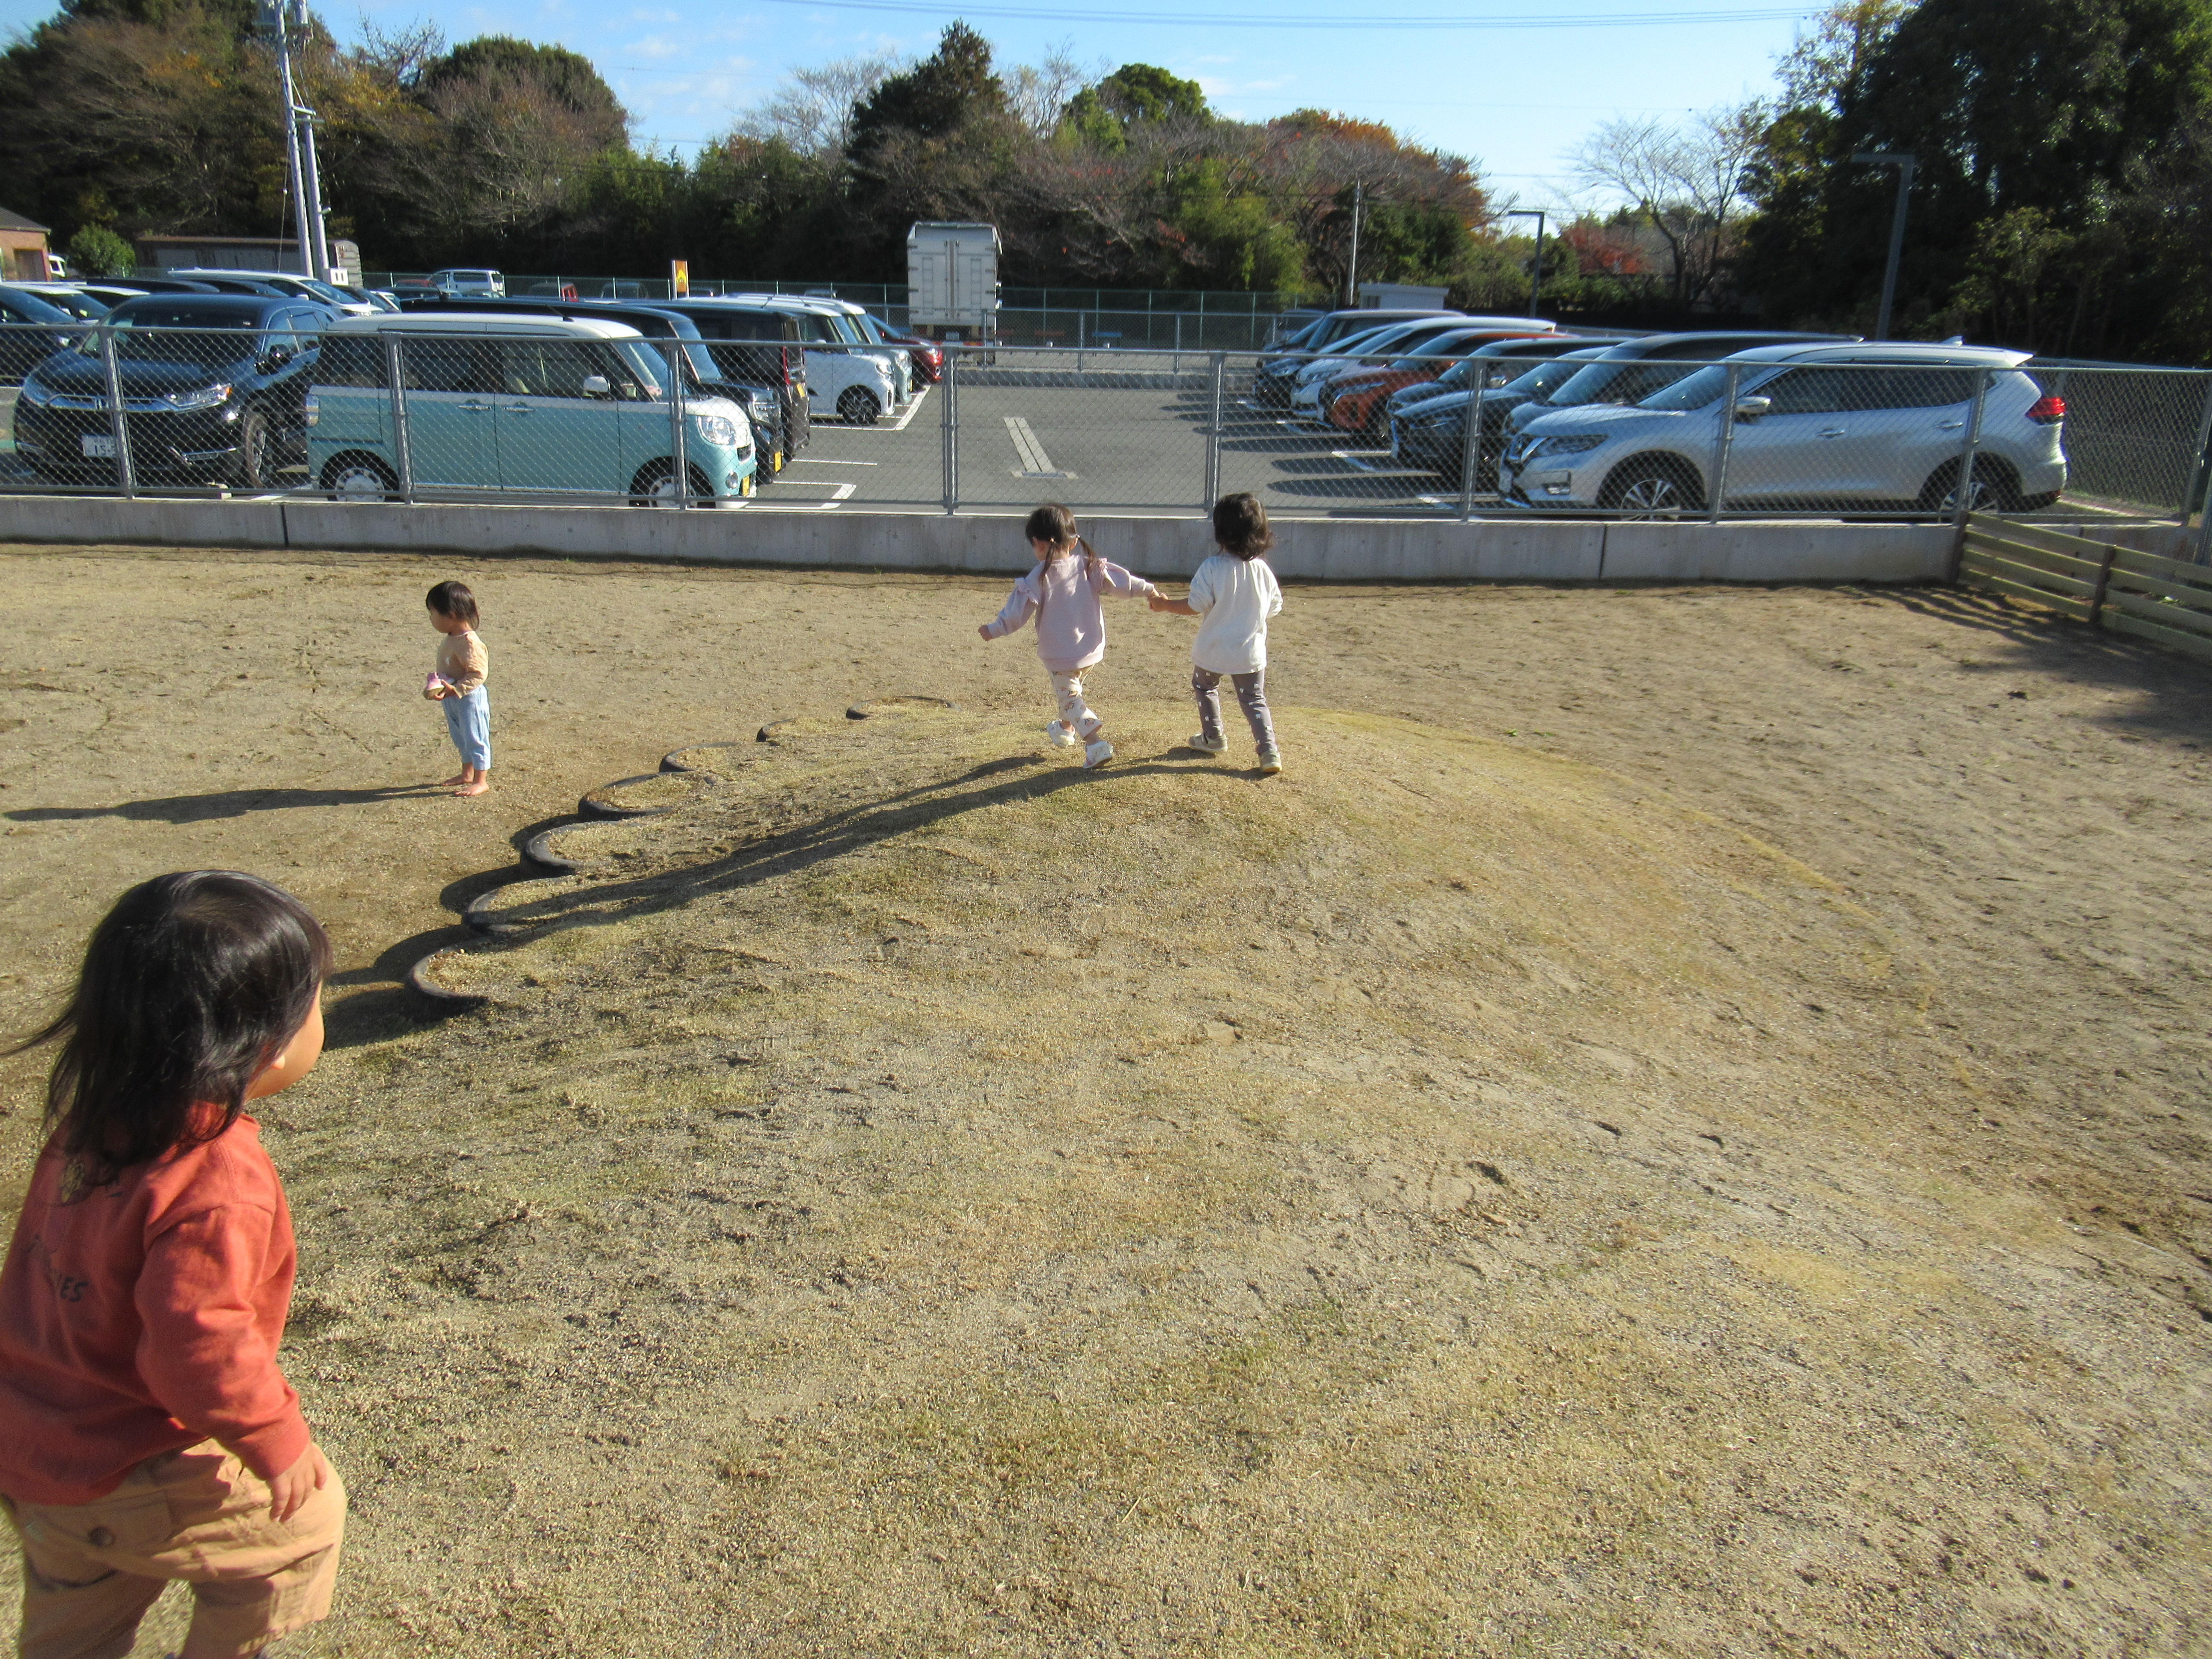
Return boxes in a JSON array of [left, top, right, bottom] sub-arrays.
[[80, 434, 116, 458]]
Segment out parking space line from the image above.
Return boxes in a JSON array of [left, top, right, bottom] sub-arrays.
[[790, 457, 878, 466], [1004, 416, 1071, 478], [880, 387, 930, 432]]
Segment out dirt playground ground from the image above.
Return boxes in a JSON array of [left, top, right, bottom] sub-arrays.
[[0, 540, 2207, 1658]]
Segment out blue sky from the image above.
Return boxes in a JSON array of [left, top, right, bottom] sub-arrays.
[[3, 0, 1819, 215]]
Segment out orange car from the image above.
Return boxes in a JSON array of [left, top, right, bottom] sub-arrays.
[[1325, 327, 1554, 438]]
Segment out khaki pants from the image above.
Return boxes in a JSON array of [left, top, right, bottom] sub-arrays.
[[3, 1441, 344, 1659]]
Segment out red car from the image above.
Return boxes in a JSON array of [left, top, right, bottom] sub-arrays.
[[1326, 328, 1554, 438], [881, 326, 944, 384]]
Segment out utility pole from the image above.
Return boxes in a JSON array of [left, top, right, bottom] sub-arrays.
[[1498, 209, 1548, 317], [1851, 151, 1915, 341], [260, 0, 331, 281], [1345, 183, 1363, 309]]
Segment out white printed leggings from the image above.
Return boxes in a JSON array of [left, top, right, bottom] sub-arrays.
[[1048, 671, 1104, 739], [1192, 666, 1276, 754]]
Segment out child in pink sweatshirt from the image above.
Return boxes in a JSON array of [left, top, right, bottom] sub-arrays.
[[978, 504, 1160, 770]]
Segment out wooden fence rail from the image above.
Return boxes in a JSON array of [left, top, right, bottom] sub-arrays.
[[1957, 515, 2212, 665]]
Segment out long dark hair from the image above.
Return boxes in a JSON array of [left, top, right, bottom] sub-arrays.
[[1024, 504, 1098, 581], [14, 872, 332, 1188]]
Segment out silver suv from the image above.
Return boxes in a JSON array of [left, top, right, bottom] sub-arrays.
[[1500, 343, 2067, 515]]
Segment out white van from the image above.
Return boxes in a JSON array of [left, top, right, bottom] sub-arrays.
[[716, 294, 909, 423], [306, 314, 757, 504]]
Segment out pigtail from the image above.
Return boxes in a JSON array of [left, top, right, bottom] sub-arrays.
[[1077, 535, 1100, 579]]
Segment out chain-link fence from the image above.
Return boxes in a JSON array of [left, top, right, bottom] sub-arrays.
[[3, 319, 2209, 544]]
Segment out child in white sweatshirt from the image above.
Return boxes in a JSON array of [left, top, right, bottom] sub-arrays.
[[1151, 493, 1284, 774], [978, 504, 1161, 770]]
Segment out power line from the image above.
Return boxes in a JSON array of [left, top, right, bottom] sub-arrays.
[[753, 0, 1811, 28]]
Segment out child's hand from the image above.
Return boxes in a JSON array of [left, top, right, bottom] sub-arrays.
[[1147, 592, 1170, 611], [266, 1443, 331, 1522], [976, 624, 992, 640]]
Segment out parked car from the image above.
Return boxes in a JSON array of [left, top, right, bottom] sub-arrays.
[[384, 294, 796, 482], [1286, 316, 1530, 421], [306, 313, 756, 504], [859, 312, 943, 384], [719, 294, 905, 424], [14, 293, 335, 488], [0, 285, 87, 382], [649, 299, 815, 474], [1499, 342, 2064, 515], [1391, 343, 1615, 487], [1252, 307, 1469, 406], [6, 283, 114, 320], [809, 297, 920, 410], [428, 268, 505, 298], [1322, 326, 1557, 439], [1495, 331, 1857, 454], [168, 268, 381, 315]]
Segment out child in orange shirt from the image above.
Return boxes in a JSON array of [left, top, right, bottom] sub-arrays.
[[0, 871, 345, 1659]]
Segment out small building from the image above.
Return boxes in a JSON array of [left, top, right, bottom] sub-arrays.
[[134, 234, 362, 285], [0, 207, 54, 282], [1357, 282, 1451, 311]]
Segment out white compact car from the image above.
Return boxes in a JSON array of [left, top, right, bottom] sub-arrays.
[[720, 295, 908, 423], [1500, 342, 2067, 515]]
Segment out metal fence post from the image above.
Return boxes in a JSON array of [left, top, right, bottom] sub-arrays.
[[385, 334, 414, 504], [666, 341, 688, 506], [1204, 352, 1226, 509], [1458, 365, 1488, 521], [941, 345, 958, 513], [2191, 370, 2212, 565], [1948, 369, 1994, 579], [1707, 363, 1740, 524], [99, 325, 135, 498]]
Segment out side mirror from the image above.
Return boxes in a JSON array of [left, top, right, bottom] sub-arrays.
[[582, 374, 611, 397], [1733, 395, 1772, 421], [1488, 370, 1513, 386], [259, 345, 294, 372]]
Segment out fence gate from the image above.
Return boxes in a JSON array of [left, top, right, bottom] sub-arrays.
[[1956, 513, 2212, 664]]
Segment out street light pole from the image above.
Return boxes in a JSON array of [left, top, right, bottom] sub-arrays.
[[1498, 209, 1549, 317], [1345, 182, 1364, 308], [1851, 151, 1915, 341], [259, 0, 331, 282]]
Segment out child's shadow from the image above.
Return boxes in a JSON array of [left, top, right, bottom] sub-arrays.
[[6, 785, 444, 826]]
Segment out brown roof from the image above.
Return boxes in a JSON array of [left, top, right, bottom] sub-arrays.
[[0, 206, 51, 234]]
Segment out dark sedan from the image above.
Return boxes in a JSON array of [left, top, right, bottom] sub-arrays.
[[14, 294, 335, 489], [0, 285, 84, 384]]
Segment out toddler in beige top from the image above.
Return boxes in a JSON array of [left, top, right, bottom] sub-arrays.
[[423, 580, 491, 797]]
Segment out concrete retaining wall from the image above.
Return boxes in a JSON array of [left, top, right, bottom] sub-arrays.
[[0, 491, 2153, 584]]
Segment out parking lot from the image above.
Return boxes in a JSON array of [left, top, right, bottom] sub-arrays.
[[762, 361, 1477, 517]]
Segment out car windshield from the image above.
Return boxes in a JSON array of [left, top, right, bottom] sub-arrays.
[[2, 288, 76, 323], [1639, 363, 1735, 411], [1388, 334, 1486, 370], [1279, 318, 1322, 349], [82, 306, 263, 358], [613, 340, 669, 397], [1506, 355, 1600, 397], [853, 312, 892, 342], [1542, 360, 1639, 405], [28, 289, 107, 320]]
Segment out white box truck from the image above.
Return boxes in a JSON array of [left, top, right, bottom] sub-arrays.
[[906, 221, 1001, 341]]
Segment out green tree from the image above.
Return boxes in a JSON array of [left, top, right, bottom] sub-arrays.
[[1740, 0, 2212, 352], [1061, 62, 1210, 148], [848, 22, 1008, 156], [66, 223, 136, 274]]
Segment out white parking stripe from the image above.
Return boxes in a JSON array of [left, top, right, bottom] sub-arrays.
[[1004, 416, 1071, 477], [880, 387, 931, 432]]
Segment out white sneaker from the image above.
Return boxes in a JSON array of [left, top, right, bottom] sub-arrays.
[[1045, 720, 1078, 747], [1084, 738, 1115, 770], [1256, 749, 1282, 776], [1186, 733, 1228, 754]]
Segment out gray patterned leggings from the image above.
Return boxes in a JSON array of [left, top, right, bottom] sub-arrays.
[[1191, 665, 1276, 753]]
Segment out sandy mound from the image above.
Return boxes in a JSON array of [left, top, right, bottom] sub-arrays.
[[292, 706, 2197, 1655]]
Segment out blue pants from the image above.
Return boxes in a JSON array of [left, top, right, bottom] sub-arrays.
[[442, 686, 492, 769]]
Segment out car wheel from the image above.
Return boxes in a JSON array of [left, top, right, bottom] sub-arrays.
[[231, 411, 274, 491], [1917, 460, 2020, 515], [838, 386, 882, 425], [1598, 456, 1705, 519], [320, 454, 399, 501], [629, 459, 713, 507]]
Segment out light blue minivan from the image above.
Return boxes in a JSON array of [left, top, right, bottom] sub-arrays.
[[306, 314, 757, 504]]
